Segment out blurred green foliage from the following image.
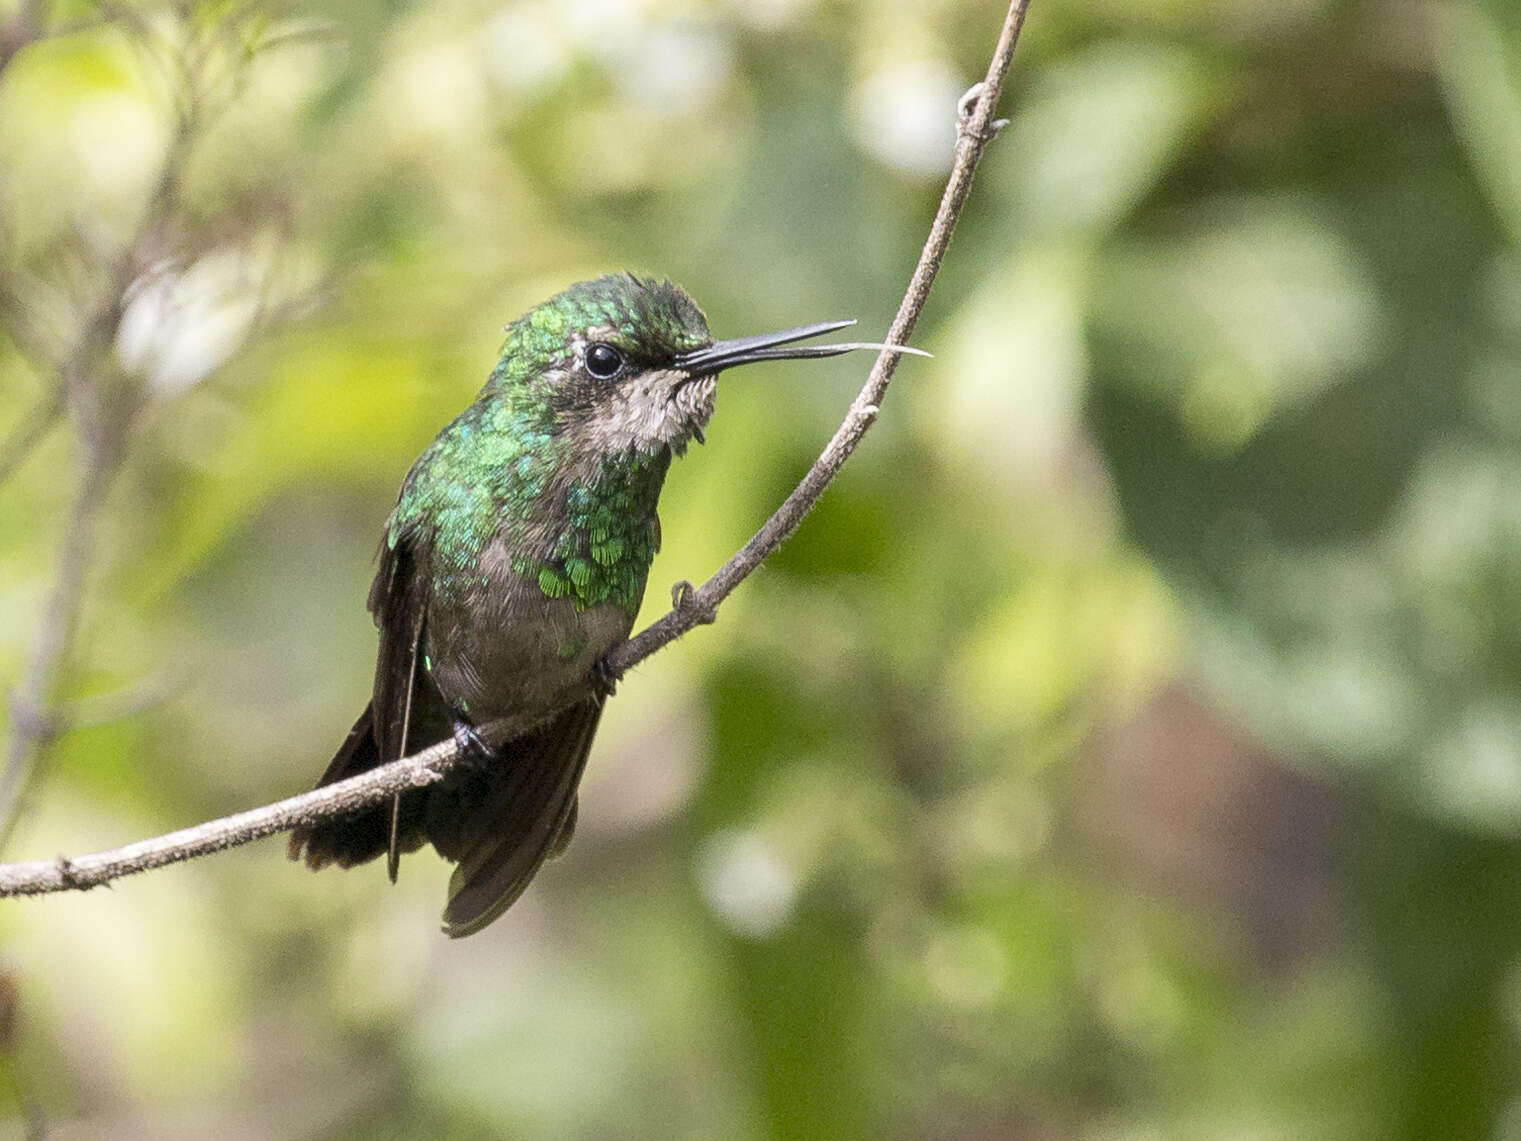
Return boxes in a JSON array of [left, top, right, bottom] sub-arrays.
[[2, 0, 1521, 1137]]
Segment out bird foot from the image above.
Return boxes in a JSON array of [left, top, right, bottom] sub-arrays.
[[590, 655, 621, 702], [956, 81, 1010, 139], [452, 721, 499, 770], [671, 579, 716, 625]]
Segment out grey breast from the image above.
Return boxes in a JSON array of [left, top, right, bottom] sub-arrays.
[[425, 538, 636, 726]]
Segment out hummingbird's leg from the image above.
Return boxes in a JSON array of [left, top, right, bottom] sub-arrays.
[[590, 655, 621, 704], [452, 719, 499, 769], [671, 579, 716, 625], [957, 81, 1010, 139]]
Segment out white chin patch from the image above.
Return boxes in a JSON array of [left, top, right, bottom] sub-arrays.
[[586, 369, 717, 454]]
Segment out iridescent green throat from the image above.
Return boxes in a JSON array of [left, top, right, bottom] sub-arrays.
[[511, 448, 670, 614]]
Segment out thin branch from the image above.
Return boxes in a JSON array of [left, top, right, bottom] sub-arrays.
[[0, 293, 138, 854], [605, 6, 1029, 674], [0, 721, 534, 896], [0, 25, 208, 848], [0, 0, 1034, 899], [0, 427, 123, 850]]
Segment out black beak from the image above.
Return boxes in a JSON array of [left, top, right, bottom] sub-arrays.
[[674, 319, 927, 375]]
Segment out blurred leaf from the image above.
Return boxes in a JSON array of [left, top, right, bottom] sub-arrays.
[[1092, 197, 1385, 453], [1438, 1, 1521, 246], [1001, 41, 1217, 237]]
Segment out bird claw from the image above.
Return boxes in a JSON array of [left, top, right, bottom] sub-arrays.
[[590, 655, 621, 702], [671, 579, 716, 625], [956, 81, 1010, 140], [452, 720, 498, 769], [957, 81, 985, 122]]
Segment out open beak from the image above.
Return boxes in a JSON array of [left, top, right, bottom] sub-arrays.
[[674, 319, 929, 376]]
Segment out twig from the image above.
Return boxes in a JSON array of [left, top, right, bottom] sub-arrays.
[[0, 0, 1034, 899], [0, 720, 538, 895], [0, 285, 138, 855], [606, 5, 1028, 673], [0, 428, 122, 850], [0, 23, 208, 848]]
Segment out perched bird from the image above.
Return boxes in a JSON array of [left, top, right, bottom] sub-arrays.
[[288, 274, 915, 936]]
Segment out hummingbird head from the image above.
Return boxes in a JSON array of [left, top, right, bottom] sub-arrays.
[[498, 274, 904, 457]]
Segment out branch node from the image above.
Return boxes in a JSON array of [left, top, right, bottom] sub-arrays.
[[672, 580, 717, 625], [53, 854, 85, 890]]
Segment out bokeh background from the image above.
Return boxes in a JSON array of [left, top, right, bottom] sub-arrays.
[[2, 0, 1520, 1136]]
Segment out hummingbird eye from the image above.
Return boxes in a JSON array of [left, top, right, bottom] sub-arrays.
[[584, 342, 624, 380]]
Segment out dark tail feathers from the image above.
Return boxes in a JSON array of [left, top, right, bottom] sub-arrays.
[[287, 704, 427, 870]]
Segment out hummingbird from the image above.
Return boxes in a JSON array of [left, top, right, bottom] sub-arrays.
[[287, 274, 917, 937]]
